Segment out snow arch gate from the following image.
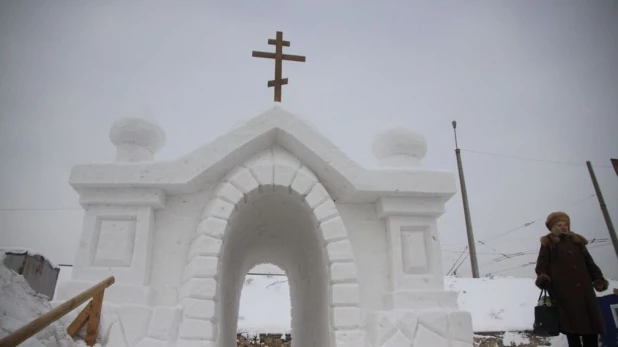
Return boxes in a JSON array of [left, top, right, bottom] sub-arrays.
[[179, 147, 363, 347]]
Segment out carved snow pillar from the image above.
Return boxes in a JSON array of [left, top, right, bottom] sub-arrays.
[[56, 115, 168, 306], [377, 197, 452, 306], [367, 127, 473, 347], [66, 188, 166, 305]]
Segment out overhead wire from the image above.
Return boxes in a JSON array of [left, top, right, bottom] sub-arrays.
[[460, 149, 615, 169]]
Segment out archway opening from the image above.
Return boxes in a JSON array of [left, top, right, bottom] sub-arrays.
[[237, 263, 291, 344], [217, 187, 331, 347]]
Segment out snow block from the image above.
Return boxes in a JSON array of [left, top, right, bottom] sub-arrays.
[[382, 330, 412, 347], [177, 318, 216, 340], [331, 283, 360, 306], [326, 240, 355, 263], [176, 340, 216, 347], [305, 183, 330, 208], [118, 305, 152, 347], [320, 217, 348, 242], [413, 323, 449, 347], [182, 256, 218, 282], [201, 198, 234, 220], [330, 262, 358, 283], [146, 306, 182, 341], [195, 217, 228, 240], [213, 182, 243, 205], [290, 166, 317, 195], [245, 150, 274, 186], [396, 312, 418, 342], [107, 321, 129, 347], [314, 199, 338, 222], [418, 310, 448, 338], [135, 337, 169, 347], [448, 310, 473, 343], [188, 236, 222, 261], [179, 278, 217, 300], [334, 329, 365, 347], [273, 147, 300, 187], [332, 307, 361, 329], [227, 167, 259, 194], [182, 298, 216, 320]]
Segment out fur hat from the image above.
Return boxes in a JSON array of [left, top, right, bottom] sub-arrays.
[[545, 211, 570, 230]]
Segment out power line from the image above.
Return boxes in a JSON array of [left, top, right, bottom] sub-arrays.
[[446, 246, 468, 276], [479, 193, 597, 244], [460, 149, 614, 169]]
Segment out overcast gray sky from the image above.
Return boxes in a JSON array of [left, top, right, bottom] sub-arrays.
[[1, 0, 617, 279]]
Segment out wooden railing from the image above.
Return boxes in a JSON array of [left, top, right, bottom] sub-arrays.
[[0, 276, 115, 347]]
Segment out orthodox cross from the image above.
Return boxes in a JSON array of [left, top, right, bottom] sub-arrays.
[[252, 31, 306, 102]]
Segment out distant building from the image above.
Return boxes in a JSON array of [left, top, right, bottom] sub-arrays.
[[2, 249, 60, 299]]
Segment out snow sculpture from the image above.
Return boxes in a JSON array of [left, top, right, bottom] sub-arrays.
[[55, 105, 473, 347], [109, 116, 166, 162]]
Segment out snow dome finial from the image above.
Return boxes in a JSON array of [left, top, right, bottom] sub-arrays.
[[109, 111, 166, 163], [372, 127, 427, 168]]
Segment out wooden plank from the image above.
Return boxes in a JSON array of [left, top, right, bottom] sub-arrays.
[[85, 291, 104, 346], [0, 276, 114, 347], [252, 51, 276, 59], [267, 78, 288, 87], [66, 302, 92, 337], [268, 39, 290, 47], [281, 54, 306, 62]]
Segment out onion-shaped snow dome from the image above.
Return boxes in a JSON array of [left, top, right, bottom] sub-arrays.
[[372, 127, 427, 168], [109, 115, 166, 163]]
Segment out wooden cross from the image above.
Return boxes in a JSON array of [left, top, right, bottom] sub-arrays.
[[252, 31, 306, 102]]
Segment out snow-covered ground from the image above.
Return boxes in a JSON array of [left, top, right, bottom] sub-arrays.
[[0, 254, 84, 347]]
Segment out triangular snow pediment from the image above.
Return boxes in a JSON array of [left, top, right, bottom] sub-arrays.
[[70, 106, 455, 202]]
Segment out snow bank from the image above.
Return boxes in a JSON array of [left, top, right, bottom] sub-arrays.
[[0, 254, 83, 347], [446, 276, 618, 332]]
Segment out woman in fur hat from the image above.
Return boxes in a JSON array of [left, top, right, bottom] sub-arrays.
[[535, 211, 609, 347]]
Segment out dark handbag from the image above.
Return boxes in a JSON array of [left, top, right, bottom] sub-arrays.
[[533, 289, 559, 337]]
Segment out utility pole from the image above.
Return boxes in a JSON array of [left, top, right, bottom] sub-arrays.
[[452, 121, 480, 278], [586, 161, 618, 260]]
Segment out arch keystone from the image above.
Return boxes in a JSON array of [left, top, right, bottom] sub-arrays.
[[245, 149, 274, 186], [273, 147, 301, 187]]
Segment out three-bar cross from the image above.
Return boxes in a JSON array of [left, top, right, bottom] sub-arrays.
[[252, 31, 306, 102]]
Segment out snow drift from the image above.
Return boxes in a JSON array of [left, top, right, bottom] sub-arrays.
[[0, 253, 80, 347]]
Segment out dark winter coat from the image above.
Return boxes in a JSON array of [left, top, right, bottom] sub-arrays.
[[534, 231, 608, 335]]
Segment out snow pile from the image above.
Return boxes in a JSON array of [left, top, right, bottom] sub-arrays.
[[446, 276, 618, 332], [0, 254, 80, 347]]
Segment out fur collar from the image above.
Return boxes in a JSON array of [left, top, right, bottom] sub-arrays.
[[540, 231, 588, 247]]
